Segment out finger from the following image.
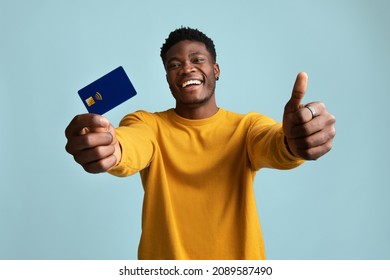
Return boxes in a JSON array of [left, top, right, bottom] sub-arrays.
[[82, 154, 118, 174], [292, 102, 326, 124], [65, 114, 110, 138], [106, 123, 117, 137], [293, 138, 334, 160], [289, 127, 336, 150], [66, 131, 114, 153], [73, 144, 115, 165], [284, 72, 308, 114], [289, 114, 329, 138]]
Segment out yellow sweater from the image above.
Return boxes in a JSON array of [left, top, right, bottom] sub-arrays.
[[109, 108, 303, 259]]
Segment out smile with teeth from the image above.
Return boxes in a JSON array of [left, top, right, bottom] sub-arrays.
[[181, 80, 202, 88]]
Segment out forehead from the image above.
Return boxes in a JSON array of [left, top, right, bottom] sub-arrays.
[[165, 40, 210, 59]]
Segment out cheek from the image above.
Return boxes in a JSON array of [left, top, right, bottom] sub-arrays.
[[167, 79, 180, 95], [205, 72, 217, 87], [166, 75, 176, 89], [166, 71, 177, 87]]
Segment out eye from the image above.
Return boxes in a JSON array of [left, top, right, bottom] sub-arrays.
[[167, 62, 181, 70], [193, 57, 206, 64]]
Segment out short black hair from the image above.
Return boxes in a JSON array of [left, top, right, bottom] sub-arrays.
[[160, 27, 217, 64]]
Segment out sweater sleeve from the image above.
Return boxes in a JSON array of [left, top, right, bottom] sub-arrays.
[[108, 112, 156, 177], [246, 114, 304, 171]]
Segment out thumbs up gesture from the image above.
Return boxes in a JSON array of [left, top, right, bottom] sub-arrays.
[[283, 72, 336, 160]]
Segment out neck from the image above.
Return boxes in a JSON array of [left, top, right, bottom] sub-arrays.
[[175, 99, 218, 120]]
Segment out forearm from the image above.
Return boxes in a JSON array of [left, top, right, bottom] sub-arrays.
[[249, 123, 304, 170]]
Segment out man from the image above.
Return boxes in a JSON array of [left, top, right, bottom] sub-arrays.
[[65, 27, 336, 259]]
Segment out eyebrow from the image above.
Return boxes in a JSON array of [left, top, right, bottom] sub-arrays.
[[166, 51, 206, 64], [189, 51, 205, 57]]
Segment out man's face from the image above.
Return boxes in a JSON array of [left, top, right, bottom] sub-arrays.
[[164, 40, 220, 109]]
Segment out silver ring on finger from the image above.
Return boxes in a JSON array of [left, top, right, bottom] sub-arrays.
[[305, 105, 317, 118]]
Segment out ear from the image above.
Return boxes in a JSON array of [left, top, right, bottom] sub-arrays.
[[214, 63, 220, 80]]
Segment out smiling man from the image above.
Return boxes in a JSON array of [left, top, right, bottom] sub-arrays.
[[163, 39, 220, 119], [65, 27, 336, 259]]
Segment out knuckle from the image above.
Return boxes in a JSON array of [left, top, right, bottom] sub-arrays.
[[312, 133, 327, 147], [73, 114, 84, 124], [325, 140, 333, 151], [323, 126, 336, 142], [72, 153, 84, 165], [65, 143, 72, 154], [329, 114, 336, 124], [295, 111, 306, 123], [330, 127, 336, 138], [318, 102, 326, 111], [64, 126, 71, 138]]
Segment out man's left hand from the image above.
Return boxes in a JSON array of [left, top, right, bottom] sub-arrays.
[[283, 72, 336, 160]]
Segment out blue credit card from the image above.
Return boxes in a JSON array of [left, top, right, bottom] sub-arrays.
[[78, 66, 137, 115]]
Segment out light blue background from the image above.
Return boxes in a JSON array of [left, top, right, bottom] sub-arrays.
[[1, 0, 389, 260]]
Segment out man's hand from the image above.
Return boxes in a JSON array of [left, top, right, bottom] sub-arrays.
[[283, 72, 336, 160], [65, 114, 121, 173]]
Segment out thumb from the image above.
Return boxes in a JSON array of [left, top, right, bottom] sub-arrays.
[[284, 72, 308, 113], [82, 115, 111, 134]]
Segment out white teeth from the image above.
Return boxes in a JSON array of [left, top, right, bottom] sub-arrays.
[[182, 80, 202, 88]]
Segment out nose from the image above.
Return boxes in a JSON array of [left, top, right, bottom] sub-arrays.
[[179, 61, 195, 75]]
